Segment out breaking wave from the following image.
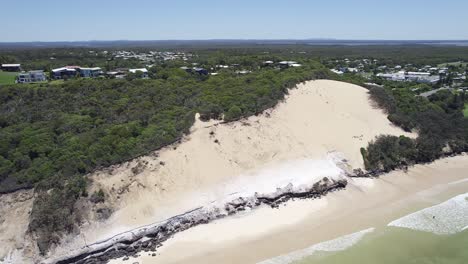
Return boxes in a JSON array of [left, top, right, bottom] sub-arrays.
[[388, 192, 468, 235], [256, 228, 375, 264]]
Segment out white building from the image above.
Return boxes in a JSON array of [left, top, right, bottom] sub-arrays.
[[1, 64, 22, 71], [377, 71, 439, 84], [279, 61, 301, 68], [52, 66, 79, 79], [377, 71, 406, 81], [331, 69, 344, 75], [79, 67, 102, 78], [17, 70, 47, 83], [129, 68, 149, 78]]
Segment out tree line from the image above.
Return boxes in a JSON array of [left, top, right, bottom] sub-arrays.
[[361, 85, 468, 172]]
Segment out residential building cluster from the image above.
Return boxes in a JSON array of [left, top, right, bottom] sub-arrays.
[[376, 71, 440, 84], [112, 50, 192, 62], [1, 54, 304, 85], [328, 58, 467, 86]]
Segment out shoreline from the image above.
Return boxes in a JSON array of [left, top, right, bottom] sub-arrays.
[[111, 155, 468, 264], [48, 154, 468, 264], [48, 178, 348, 264]]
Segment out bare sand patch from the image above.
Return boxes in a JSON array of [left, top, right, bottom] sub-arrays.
[[0, 190, 34, 263]]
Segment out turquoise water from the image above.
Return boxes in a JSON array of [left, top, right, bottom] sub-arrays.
[[295, 227, 468, 264]]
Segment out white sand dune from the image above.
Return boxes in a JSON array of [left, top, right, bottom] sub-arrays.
[[1, 80, 415, 262], [79, 80, 411, 241]]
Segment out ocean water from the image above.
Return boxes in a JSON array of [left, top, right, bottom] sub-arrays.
[[255, 192, 468, 264], [295, 227, 468, 264], [294, 193, 468, 264]]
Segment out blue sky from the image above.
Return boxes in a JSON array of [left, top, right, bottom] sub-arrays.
[[2, 0, 468, 42]]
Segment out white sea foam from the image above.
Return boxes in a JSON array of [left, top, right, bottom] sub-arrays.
[[388, 192, 468, 235], [256, 228, 375, 264]]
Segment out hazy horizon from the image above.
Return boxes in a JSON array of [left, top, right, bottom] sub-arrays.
[[2, 38, 468, 43]]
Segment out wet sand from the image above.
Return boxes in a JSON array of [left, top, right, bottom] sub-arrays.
[[109, 155, 468, 264]]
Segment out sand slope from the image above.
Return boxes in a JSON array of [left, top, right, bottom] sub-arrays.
[[43, 80, 413, 257], [0, 190, 34, 263]]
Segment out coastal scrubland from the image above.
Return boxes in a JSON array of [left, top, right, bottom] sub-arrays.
[[361, 85, 468, 172]]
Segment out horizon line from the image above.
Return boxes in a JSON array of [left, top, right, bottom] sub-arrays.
[[2, 38, 468, 44]]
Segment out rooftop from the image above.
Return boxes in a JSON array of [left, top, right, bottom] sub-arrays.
[[129, 68, 148, 73], [1, 64, 21, 67]]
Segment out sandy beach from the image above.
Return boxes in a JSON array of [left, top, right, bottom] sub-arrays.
[[109, 155, 468, 264]]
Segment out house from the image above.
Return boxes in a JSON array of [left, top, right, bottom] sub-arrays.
[[377, 71, 439, 84], [107, 69, 127, 79], [180, 66, 192, 73], [17, 70, 47, 83], [180, 67, 208, 75], [331, 69, 344, 75], [194, 68, 208, 75], [52, 66, 80, 79], [376, 72, 406, 81], [453, 75, 466, 83], [79, 67, 102, 78], [279, 61, 300, 68], [129, 68, 149, 78], [1, 64, 22, 72], [406, 72, 432, 82]]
